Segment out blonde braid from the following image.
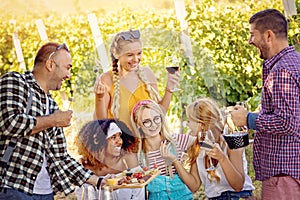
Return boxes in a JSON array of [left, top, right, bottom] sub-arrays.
[[136, 67, 161, 102], [111, 59, 120, 118]]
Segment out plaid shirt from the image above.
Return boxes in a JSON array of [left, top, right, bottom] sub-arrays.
[[254, 46, 300, 181], [0, 71, 92, 195]]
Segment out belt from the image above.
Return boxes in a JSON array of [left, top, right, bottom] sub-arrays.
[[274, 173, 288, 177]]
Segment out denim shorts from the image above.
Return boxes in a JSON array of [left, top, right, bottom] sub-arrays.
[[208, 190, 253, 200], [147, 174, 193, 200], [0, 188, 54, 200]]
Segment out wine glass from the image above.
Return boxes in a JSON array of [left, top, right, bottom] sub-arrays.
[[235, 101, 248, 131], [199, 130, 217, 171], [165, 55, 181, 92]]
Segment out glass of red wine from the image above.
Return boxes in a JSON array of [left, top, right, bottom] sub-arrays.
[[165, 56, 180, 92], [199, 130, 218, 171]]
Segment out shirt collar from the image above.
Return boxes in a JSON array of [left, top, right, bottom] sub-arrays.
[[24, 71, 48, 95], [263, 46, 294, 70]]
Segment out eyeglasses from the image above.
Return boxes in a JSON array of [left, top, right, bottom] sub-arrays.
[[48, 43, 69, 59], [142, 115, 162, 128], [120, 30, 140, 41]]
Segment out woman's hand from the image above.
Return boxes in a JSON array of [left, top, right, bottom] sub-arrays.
[[206, 142, 227, 163], [160, 140, 177, 163], [94, 76, 107, 98], [166, 69, 180, 92]]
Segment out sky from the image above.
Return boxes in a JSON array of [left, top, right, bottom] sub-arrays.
[[1, 0, 175, 19]]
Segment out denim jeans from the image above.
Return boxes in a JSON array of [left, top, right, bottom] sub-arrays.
[[147, 174, 193, 200], [208, 190, 253, 200], [0, 188, 54, 200]]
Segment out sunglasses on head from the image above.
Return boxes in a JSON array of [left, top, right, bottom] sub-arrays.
[[120, 30, 140, 41], [48, 43, 69, 59]]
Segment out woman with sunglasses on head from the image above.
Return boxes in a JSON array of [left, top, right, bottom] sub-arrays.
[[93, 29, 180, 133], [74, 119, 145, 200], [131, 100, 197, 200], [185, 98, 254, 200]]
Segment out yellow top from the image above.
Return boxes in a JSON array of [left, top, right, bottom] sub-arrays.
[[108, 76, 151, 131]]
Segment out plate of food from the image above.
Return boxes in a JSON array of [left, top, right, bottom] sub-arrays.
[[106, 166, 160, 189]]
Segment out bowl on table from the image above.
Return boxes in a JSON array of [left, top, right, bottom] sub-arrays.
[[223, 132, 249, 149]]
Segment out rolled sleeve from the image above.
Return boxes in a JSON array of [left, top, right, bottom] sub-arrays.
[[247, 112, 258, 130]]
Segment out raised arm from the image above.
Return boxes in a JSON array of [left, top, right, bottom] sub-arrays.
[[160, 139, 201, 193], [93, 73, 111, 119], [160, 68, 180, 112], [143, 67, 179, 113]]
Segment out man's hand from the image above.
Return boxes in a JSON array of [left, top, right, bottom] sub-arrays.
[[31, 109, 72, 135], [51, 110, 73, 127], [231, 105, 248, 127]]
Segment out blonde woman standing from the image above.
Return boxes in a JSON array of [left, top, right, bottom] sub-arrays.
[[93, 29, 179, 131]]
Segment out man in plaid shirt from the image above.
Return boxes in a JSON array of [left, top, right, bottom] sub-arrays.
[[0, 42, 102, 199], [231, 9, 300, 199]]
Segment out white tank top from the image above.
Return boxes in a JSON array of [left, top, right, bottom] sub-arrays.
[[196, 149, 254, 198], [33, 95, 53, 194]]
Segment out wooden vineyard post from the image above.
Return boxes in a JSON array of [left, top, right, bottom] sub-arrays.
[[88, 13, 110, 72], [36, 19, 48, 42], [173, 0, 196, 134], [10, 20, 26, 71], [282, 0, 297, 17], [173, 0, 194, 67]]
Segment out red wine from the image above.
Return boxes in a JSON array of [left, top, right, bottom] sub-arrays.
[[166, 66, 179, 74]]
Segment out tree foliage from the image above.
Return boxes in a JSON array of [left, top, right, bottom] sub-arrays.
[[0, 0, 299, 119]]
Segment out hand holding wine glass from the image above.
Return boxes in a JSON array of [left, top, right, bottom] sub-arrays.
[[199, 130, 218, 171], [165, 56, 181, 92]]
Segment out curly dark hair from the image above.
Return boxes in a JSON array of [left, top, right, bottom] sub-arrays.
[[75, 119, 137, 167]]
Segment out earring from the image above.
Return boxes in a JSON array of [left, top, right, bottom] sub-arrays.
[[93, 133, 99, 145]]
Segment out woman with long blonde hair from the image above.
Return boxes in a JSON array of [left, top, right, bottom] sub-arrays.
[[131, 100, 197, 199], [186, 98, 254, 200], [93, 29, 179, 131]]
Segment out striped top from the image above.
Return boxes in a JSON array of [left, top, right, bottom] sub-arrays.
[[146, 133, 194, 175]]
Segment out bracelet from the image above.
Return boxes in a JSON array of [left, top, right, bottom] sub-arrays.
[[166, 87, 173, 93], [96, 177, 103, 189], [171, 158, 178, 164]]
